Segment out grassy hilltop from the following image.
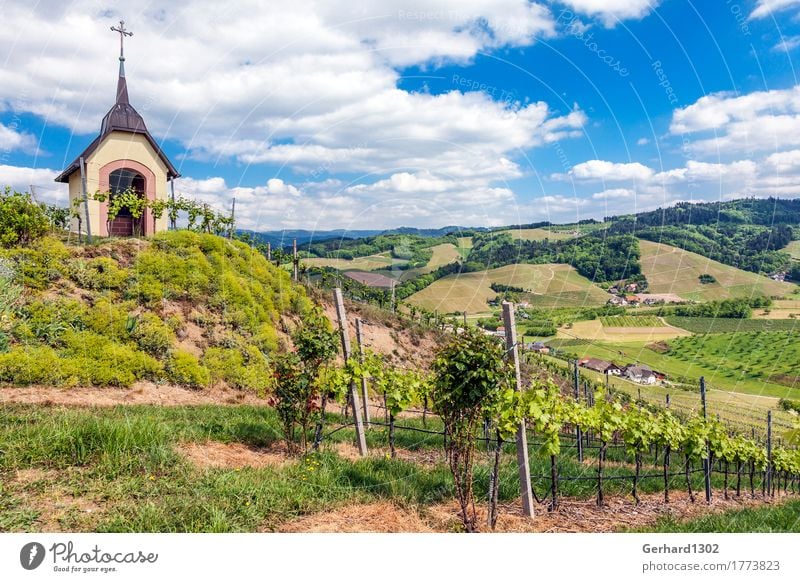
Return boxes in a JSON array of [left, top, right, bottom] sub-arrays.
[[0, 231, 310, 391]]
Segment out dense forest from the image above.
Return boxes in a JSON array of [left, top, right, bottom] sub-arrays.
[[466, 232, 641, 282], [605, 197, 800, 228], [604, 198, 798, 275]]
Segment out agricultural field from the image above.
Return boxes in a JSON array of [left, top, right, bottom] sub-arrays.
[[546, 337, 796, 399], [303, 252, 407, 271], [398, 243, 461, 281], [667, 331, 800, 390], [752, 299, 800, 320], [600, 315, 663, 327], [666, 316, 800, 334], [540, 353, 796, 435], [558, 319, 690, 343], [638, 240, 796, 301], [499, 228, 574, 241], [406, 263, 609, 314]]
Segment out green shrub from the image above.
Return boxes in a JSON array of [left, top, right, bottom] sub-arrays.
[[18, 298, 88, 345], [69, 257, 129, 290], [779, 398, 800, 414], [0, 346, 80, 386], [166, 350, 210, 388], [0, 188, 49, 247], [130, 312, 175, 356], [124, 274, 165, 306], [0, 237, 69, 289], [85, 297, 137, 342], [165, 313, 183, 333], [61, 330, 163, 386], [202, 346, 273, 394]]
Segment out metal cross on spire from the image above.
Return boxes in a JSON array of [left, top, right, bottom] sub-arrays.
[[110, 20, 133, 61]]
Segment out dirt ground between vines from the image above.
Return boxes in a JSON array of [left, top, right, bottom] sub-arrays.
[[0, 382, 268, 407], [278, 491, 787, 533], [176, 441, 292, 469]]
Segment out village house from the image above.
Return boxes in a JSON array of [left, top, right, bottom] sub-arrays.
[[526, 341, 550, 354], [624, 364, 658, 385], [579, 358, 622, 375], [607, 295, 627, 306]]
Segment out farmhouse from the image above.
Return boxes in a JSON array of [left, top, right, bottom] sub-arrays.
[[343, 271, 396, 289], [56, 21, 179, 237], [579, 358, 621, 375], [527, 341, 550, 354], [607, 295, 627, 306], [624, 364, 657, 385]]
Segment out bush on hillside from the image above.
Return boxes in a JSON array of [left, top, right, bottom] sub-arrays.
[[0, 237, 69, 289], [69, 257, 129, 290], [202, 346, 274, 394], [0, 188, 49, 247], [130, 312, 175, 356], [166, 350, 210, 388]]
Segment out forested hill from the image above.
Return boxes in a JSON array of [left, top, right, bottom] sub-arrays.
[[605, 198, 800, 228], [603, 199, 797, 275]]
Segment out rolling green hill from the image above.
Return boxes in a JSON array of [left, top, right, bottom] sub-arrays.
[[406, 263, 609, 314], [638, 240, 796, 301], [0, 231, 310, 390], [498, 228, 574, 241]]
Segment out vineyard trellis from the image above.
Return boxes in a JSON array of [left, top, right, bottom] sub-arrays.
[[286, 294, 800, 531]]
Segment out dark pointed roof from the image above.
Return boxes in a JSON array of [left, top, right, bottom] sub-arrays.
[[55, 52, 179, 183]]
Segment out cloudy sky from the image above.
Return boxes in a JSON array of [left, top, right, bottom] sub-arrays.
[[1, 0, 800, 230]]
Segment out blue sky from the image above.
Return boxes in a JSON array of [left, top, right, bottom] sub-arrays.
[[1, 0, 800, 230]]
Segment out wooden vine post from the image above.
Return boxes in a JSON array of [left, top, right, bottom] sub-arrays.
[[292, 239, 299, 282], [502, 301, 534, 518], [573, 361, 583, 462], [700, 377, 712, 504], [79, 157, 92, 243], [333, 288, 368, 456], [355, 317, 371, 427], [766, 411, 773, 498]]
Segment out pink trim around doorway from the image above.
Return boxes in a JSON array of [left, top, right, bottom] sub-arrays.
[[98, 159, 157, 237]]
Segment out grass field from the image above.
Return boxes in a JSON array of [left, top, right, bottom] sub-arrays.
[[639, 240, 796, 301], [783, 240, 800, 260], [303, 252, 406, 271], [635, 499, 800, 532], [398, 243, 461, 281], [0, 403, 754, 533], [499, 228, 574, 241], [406, 263, 609, 314], [666, 316, 800, 334], [559, 319, 690, 343]]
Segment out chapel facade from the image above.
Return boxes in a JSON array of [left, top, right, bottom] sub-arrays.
[[55, 21, 179, 237]]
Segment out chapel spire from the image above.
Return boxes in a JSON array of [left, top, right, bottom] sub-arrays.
[[110, 20, 133, 104]]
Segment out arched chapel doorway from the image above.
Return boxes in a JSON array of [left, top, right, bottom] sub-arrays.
[[108, 168, 146, 236]]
